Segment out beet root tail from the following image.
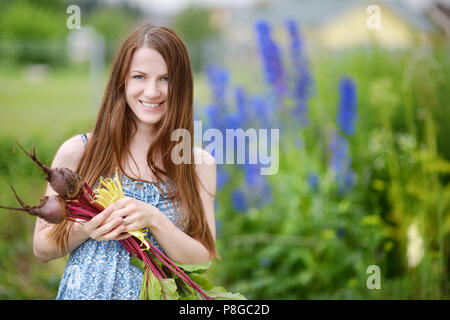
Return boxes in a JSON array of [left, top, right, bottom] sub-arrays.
[[0, 205, 27, 212], [9, 185, 29, 210], [14, 141, 51, 176]]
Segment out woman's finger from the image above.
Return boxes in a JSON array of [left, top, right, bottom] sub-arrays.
[[88, 207, 114, 229], [91, 217, 123, 240], [103, 205, 133, 225], [106, 197, 131, 212], [123, 221, 142, 234], [102, 224, 127, 241], [115, 232, 132, 240]]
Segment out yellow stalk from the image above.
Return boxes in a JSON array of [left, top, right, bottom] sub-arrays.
[[94, 168, 149, 248]]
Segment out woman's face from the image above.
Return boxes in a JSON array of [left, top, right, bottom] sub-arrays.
[[125, 47, 169, 130]]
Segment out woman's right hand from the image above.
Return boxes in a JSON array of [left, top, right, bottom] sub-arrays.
[[80, 208, 131, 241]]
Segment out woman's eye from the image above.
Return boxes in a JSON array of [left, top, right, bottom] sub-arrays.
[[133, 74, 144, 80], [161, 76, 169, 82]]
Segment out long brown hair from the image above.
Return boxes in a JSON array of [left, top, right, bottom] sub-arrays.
[[49, 22, 218, 260]]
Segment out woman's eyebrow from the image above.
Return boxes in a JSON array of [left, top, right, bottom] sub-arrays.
[[130, 70, 168, 77], [130, 70, 147, 74]]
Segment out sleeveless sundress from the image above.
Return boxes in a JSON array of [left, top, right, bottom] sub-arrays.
[[55, 133, 183, 300]]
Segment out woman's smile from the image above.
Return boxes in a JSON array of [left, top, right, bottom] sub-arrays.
[[139, 99, 165, 111]]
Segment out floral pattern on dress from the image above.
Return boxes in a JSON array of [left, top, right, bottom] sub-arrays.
[[55, 134, 184, 300]]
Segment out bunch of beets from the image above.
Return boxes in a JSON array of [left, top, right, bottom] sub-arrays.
[[0, 142, 212, 300]]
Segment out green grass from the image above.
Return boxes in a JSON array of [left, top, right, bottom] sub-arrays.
[[0, 64, 95, 142], [0, 63, 211, 143]]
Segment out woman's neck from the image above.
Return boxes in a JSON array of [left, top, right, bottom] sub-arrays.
[[124, 125, 164, 182], [130, 124, 158, 149]]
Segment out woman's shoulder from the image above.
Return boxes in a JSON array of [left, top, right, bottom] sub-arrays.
[[52, 133, 91, 171], [59, 133, 92, 152], [193, 146, 215, 166], [193, 146, 216, 196]]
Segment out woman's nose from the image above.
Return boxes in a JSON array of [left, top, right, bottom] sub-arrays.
[[143, 80, 161, 99]]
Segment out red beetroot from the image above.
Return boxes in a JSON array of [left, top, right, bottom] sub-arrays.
[[14, 142, 83, 200], [0, 186, 67, 224]]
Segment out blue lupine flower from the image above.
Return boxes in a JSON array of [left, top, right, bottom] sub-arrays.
[[251, 95, 272, 129], [285, 19, 312, 126], [231, 188, 249, 213], [336, 227, 346, 239], [338, 169, 355, 194], [243, 163, 273, 208], [328, 131, 349, 174], [259, 257, 272, 267], [223, 113, 241, 131], [243, 163, 260, 187], [307, 172, 320, 191], [206, 64, 229, 107], [328, 130, 355, 193], [255, 20, 287, 97], [337, 76, 358, 136], [234, 86, 248, 127], [205, 103, 224, 131], [216, 166, 230, 190]]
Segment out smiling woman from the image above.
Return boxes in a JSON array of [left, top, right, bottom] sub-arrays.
[[125, 47, 169, 127], [31, 22, 219, 300]]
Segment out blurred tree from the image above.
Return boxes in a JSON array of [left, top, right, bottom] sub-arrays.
[[0, 0, 69, 66], [0, 0, 67, 40], [172, 5, 219, 72], [85, 5, 142, 62]]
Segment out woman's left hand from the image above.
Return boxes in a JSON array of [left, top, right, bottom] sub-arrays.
[[101, 196, 160, 232]]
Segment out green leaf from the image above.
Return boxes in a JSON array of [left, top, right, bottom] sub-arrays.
[[139, 270, 162, 300], [130, 254, 145, 272], [160, 278, 179, 300], [180, 294, 202, 300], [149, 271, 162, 300], [205, 286, 247, 300], [188, 272, 214, 290], [175, 261, 212, 273], [139, 274, 146, 300], [177, 279, 197, 298]]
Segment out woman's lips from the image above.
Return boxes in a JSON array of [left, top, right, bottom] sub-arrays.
[[139, 100, 164, 110]]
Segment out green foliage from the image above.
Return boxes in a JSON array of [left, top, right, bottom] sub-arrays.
[[0, 39, 448, 300], [0, 0, 69, 66], [0, 135, 64, 299], [209, 45, 450, 299], [0, 3, 66, 40], [172, 5, 219, 72], [85, 6, 141, 62]]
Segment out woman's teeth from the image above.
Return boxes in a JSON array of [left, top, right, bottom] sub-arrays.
[[141, 101, 161, 108]]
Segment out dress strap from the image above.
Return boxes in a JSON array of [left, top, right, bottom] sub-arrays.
[[80, 133, 88, 146]]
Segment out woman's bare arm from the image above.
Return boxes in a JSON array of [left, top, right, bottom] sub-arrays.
[[33, 135, 90, 263]]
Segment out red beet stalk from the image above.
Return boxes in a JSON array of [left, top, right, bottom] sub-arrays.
[[66, 183, 212, 300]]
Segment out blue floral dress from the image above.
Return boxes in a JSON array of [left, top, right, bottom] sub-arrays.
[[55, 134, 183, 300]]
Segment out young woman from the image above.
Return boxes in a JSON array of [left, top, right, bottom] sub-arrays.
[[32, 22, 218, 299]]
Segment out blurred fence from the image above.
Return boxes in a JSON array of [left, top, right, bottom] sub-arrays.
[[0, 39, 69, 67], [0, 35, 257, 74]]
